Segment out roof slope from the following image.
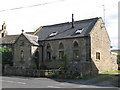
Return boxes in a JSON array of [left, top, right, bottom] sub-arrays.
[[35, 17, 99, 40], [23, 33, 39, 46], [0, 35, 19, 44]]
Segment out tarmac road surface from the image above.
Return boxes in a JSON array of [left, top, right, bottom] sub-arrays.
[[1, 76, 119, 88]]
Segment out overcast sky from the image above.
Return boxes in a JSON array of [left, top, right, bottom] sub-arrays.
[[0, 0, 119, 49]]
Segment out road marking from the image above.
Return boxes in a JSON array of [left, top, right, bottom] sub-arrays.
[[48, 86, 61, 88], [1, 80, 26, 85]]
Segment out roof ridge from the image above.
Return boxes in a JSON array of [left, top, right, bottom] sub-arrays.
[[42, 17, 100, 27], [24, 33, 38, 38]]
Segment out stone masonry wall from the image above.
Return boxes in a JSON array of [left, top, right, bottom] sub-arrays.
[[90, 18, 118, 73], [41, 37, 94, 76], [13, 34, 32, 68]]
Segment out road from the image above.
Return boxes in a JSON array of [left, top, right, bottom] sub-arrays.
[[1, 76, 118, 88]]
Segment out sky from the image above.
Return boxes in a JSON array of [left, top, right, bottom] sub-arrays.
[[0, 0, 119, 49]]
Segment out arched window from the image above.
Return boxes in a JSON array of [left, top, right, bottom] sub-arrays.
[[46, 43, 51, 60], [47, 43, 51, 49], [20, 50, 24, 62], [59, 42, 64, 49], [59, 42, 64, 60], [73, 41, 79, 48], [73, 40, 79, 60]]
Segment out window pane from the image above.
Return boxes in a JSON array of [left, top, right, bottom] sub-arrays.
[[20, 50, 24, 62], [47, 52, 51, 60], [47, 43, 51, 49], [74, 41, 79, 48], [59, 51, 64, 60], [96, 52, 100, 59], [59, 43, 64, 49], [73, 50, 79, 59]]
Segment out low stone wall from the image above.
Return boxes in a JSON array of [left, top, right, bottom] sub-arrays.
[[3, 66, 62, 77], [110, 53, 118, 71]]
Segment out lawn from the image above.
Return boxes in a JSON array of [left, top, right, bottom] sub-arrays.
[[81, 70, 120, 81], [101, 70, 120, 74]]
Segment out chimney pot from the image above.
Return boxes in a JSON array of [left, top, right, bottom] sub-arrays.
[[72, 14, 74, 28], [22, 29, 24, 33]]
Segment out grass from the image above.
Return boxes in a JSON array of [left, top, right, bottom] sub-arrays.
[[101, 70, 120, 74], [80, 70, 120, 81], [80, 74, 101, 80]]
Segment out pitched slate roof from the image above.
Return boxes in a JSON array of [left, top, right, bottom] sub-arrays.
[[35, 17, 99, 40], [22, 33, 39, 46], [0, 35, 19, 44], [25, 32, 34, 34]]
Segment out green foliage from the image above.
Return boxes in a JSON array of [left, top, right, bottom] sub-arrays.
[[47, 72, 59, 78], [0, 47, 13, 66], [117, 56, 120, 63], [52, 56, 56, 60], [117, 52, 120, 55], [58, 66, 65, 70], [62, 53, 67, 69], [101, 70, 120, 74]]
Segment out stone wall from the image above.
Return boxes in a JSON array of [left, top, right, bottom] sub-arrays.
[[110, 52, 118, 71], [43, 37, 90, 63], [41, 37, 91, 68], [13, 34, 39, 68], [38, 38, 97, 76], [14, 34, 31, 68], [4, 66, 64, 77], [90, 18, 118, 73]]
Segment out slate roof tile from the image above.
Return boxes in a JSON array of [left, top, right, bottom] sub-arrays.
[[35, 17, 99, 40]]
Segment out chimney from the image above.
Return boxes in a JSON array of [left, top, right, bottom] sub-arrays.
[[72, 14, 74, 28], [22, 29, 24, 33], [2, 21, 6, 30]]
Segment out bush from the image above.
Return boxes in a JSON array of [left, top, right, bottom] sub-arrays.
[[58, 66, 65, 70], [47, 72, 59, 78], [51, 73, 59, 77]]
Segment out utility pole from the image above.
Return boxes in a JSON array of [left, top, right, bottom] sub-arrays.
[[103, 5, 105, 25]]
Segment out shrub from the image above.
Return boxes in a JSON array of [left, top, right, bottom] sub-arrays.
[[47, 72, 59, 78], [58, 66, 65, 70]]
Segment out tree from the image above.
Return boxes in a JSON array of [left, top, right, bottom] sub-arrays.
[[0, 47, 13, 67]]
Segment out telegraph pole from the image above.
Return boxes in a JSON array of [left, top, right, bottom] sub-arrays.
[[103, 5, 105, 25]]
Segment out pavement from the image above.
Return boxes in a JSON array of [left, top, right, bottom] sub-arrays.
[[1, 74, 119, 88]]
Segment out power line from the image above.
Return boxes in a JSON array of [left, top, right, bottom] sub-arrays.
[[0, 0, 64, 12]]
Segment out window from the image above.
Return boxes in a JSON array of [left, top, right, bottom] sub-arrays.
[[96, 52, 100, 60], [73, 40, 80, 60], [59, 42, 64, 49], [47, 43, 51, 49], [73, 50, 79, 60], [49, 32, 58, 37], [47, 52, 51, 60], [73, 41, 79, 48], [59, 51, 64, 60], [59, 42, 64, 60], [20, 50, 24, 62], [46, 43, 51, 61], [75, 28, 84, 34]]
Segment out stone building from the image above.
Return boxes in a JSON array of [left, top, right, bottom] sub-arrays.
[[13, 33, 39, 69], [12, 16, 118, 76]]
